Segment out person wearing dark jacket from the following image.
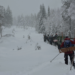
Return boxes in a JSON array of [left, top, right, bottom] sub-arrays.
[[50, 35, 53, 45], [43, 34, 47, 42], [59, 36, 75, 67], [54, 34, 58, 39]]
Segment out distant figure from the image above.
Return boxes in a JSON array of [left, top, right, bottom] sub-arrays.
[[47, 34, 50, 43], [50, 35, 53, 45], [43, 33, 47, 42], [53, 34, 58, 46], [54, 33, 58, 39]]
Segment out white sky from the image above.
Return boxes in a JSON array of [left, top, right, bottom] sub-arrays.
[[0, 0, 62, 17]]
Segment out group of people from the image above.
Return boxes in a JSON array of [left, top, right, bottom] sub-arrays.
[[43, 33, 75, 68], [44, 33, 58, 46]]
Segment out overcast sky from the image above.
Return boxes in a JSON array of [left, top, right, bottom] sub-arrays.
[[0, 0, 62, 17]]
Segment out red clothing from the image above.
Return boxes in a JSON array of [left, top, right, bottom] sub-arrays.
[[60, 38, 75, 54]]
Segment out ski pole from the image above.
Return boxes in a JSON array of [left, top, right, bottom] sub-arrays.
[[50, 53, 60, 62], [70, 55, 75, 70]]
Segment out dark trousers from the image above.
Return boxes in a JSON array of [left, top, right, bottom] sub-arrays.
[[49, 40, 51, 44], [64, 53, 74, 65]]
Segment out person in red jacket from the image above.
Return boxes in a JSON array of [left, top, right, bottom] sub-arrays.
[[60, 36, 75, 67]]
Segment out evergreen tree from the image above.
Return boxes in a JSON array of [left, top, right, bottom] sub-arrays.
[[0, 5, 5, 37], [61, 0, 75, 37], [41, 4, 46, 19], [48, 6, 50, 17], [5, 6, 13, 26], [37, 4, 46, 33]]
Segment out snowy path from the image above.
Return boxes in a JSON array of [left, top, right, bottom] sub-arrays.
[[0, 26, 75, 75], [29, 60, 70, 75]]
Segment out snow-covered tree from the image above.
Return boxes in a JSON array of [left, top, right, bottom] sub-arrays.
[[16, 14, 37, 29], [61, 0, 75, 37], [4, 6, 13, 27], [0, 5, 5, 37], [43, 9, 63, 35], [17, 15, 25, 27], [48, 6, 50, 17], [36, 4, 46, 33], [13, 17, 17, 25]]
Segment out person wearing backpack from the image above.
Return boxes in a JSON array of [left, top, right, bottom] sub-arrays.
[[59, 36, 75, 67]]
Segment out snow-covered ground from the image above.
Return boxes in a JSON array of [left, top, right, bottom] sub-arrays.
[[0, 26, 75, 75]]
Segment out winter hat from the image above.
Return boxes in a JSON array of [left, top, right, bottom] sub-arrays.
[[65, 36, 68, 38]]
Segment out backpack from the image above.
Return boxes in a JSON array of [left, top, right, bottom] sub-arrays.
[[64, 40, 71, 48]]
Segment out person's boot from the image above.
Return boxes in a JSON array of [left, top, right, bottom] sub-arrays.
[[65, 61, 68, 65], [65, 58, 68, 65]]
